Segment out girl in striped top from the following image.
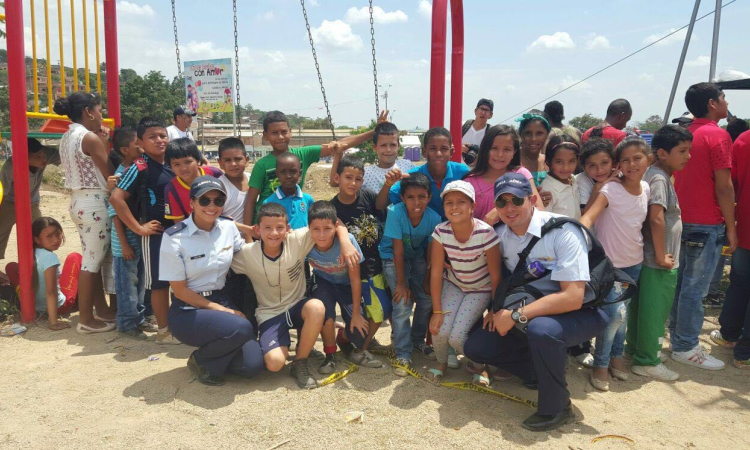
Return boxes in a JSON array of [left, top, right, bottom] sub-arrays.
[[426, 181, 502, 384]]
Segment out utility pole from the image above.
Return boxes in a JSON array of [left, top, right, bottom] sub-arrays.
[[708, 0, 722, 82], [379, 83, 392, 112]]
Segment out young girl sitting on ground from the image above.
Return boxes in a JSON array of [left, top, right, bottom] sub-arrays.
[[6, 217, 82, 331], [540, 135, 582, 219], [581, 137, 651, 391], [426, 181, 502, 385]]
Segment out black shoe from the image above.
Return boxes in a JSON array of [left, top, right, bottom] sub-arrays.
[[187, 352, 225, 386], [290, 359, 318, 389], [318, 353, 337, 374], [702, 293, 725, 309], [521, 404, 573, 432], [337, 336, 355, 357]]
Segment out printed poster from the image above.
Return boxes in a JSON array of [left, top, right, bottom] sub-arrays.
[[184, 58, 234, 114]]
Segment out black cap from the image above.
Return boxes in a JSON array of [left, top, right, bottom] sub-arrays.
[[190, 176, 226, 199], [476, 98, 494, 112], [174, 106, 197, 118]]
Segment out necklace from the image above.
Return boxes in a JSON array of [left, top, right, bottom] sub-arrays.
[[261, 243, 284, 303]]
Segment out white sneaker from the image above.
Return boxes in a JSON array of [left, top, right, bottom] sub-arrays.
[[447, 353, 460, 369], [631, 363, 680, 381], [671, 346, 725, 370], [155, 330, 181, 345], [575, 353, 595, 368]]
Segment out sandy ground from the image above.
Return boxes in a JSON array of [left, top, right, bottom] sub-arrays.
[[1, 165, 749, 449]]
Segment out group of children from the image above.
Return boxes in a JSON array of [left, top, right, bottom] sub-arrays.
[[7, 84, 746, 394]]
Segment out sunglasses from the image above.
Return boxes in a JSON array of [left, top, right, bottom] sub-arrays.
[[197, 196, 226, 207], [495, 196, 526, 208]]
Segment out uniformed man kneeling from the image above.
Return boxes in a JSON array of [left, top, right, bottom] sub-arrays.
[[160, 176, 263, 386], [464, 173, 608, 431]]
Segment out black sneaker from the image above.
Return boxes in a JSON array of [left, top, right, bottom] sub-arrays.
[[414, 342, 437, 360], [337, 333, 355, 357], [521, 403, 573, 432], [702, 293, 725, 309], [318, 354, 337, 374], [290, 359, 318, 389], [187, 352, 225, 386], [117, 328, 148, 341], [368, 338, 392, 354]]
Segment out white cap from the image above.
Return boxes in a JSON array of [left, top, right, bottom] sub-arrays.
[[440, 180, 475, 202]]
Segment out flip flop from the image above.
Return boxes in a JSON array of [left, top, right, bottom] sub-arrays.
[[473, 373, 490, 387], [425, 368, 444, 385], [76, 322, 116, 334]]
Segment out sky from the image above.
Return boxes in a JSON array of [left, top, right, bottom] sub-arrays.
[[8, 0, 750, 129]]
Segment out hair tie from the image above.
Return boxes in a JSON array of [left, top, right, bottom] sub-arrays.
[[552, 141, 579, 151], [515, 113, 551, 132]]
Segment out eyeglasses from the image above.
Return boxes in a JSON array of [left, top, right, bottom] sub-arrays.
[[197, 196, 226, 207], [495, 196, 526, 208], [477, 107, 492, 113]]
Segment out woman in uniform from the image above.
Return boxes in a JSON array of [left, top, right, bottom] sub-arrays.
[[160, 176, 263, 386]]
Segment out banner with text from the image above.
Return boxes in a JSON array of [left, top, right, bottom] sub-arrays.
[[184, 58, 234, 114]]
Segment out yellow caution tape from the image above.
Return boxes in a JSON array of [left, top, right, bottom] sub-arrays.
[[439, 382, 537, 409], [319, 363, 358, 387], [591, 435, 635, 445], [389, 357, 424, 379], [368, 348, 395, 357]]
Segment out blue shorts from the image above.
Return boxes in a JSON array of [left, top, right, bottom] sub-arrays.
[[313, 277, 366, 348], [143, 234, 169, 290], [258, 297, 314, 355]]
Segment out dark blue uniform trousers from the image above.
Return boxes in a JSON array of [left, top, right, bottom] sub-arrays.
[[169, 292, 263, 378], [464, 307, 608, 416]]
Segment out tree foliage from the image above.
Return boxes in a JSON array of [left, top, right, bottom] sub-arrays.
[[637, 114, 663, 133], [119, 72, 183, 127], [569, 113, 603, 131]]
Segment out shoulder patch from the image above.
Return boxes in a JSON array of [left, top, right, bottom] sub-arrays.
[[218, 215, 234, 221], [166, 221, 188, 236]]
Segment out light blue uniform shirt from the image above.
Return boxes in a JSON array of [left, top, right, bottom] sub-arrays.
[[495, 210, 591, 282], [379, 202, 441, 260], [388, 161, 470, 219], [263, 185, 315, 230], [159, 215, 243, 292]]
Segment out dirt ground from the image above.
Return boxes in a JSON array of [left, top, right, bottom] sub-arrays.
[[1, 164, 749, 449]]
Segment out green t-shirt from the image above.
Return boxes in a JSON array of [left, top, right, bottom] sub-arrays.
[[248, 145, 322, 222]]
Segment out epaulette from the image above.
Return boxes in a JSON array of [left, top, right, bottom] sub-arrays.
[[218, 215, 234, 221], [165, 221, 188, 236]]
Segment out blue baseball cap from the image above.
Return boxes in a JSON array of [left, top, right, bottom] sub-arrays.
[[190, 175, 226, 199], [494, 173, 533, 201]]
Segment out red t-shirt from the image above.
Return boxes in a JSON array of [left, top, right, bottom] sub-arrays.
[[674, 119, 733, 225], [732, 130, 750, 250], [164, 166, 223, 220], [581, 125, 627, 148]]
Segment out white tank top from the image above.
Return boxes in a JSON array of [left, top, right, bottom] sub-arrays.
[[59, 123, 107, 190]]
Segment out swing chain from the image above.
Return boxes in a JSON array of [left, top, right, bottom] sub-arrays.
[[171, 0, 182, 79], [300, 0, 336, 140], [369, 0, 380, 118], [233, 0, 241, 137]]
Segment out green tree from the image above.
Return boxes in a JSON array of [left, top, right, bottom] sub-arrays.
[[119, 71, 183, 126], [350, 119, 380, 164], [569, 113, 603, 131], [638, 115, 663, 133]]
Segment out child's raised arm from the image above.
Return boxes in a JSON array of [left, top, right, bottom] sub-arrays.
[[43, 266, 69, 331], [328, 141, 344, 187]]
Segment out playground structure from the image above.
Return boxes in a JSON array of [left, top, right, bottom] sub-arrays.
[[4, 0, 122, 322]]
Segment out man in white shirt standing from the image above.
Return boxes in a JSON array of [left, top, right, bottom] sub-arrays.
[[167, 106, 196, 141], [461, 98, 493, 166]]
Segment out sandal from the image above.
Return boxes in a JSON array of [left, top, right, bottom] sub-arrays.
[[94, 315, 116, 324], [76, 322, 116, 334], [472, 373, 490, 387], [425, 368, 444, 385]]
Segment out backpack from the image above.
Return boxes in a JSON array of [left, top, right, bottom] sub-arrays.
[[461, 120, 490, 138], [491, 217, 637, 314]]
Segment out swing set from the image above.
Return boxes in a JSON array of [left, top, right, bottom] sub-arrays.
[[4, 0, 466, 322]]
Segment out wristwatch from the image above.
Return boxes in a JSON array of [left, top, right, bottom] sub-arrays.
[[511, 309, 528, 324]]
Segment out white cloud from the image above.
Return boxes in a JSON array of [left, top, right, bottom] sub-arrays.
[[117, 1, 155, 17], [637, 73, 655, 82], [558, 76, 591, 92], [262, 11, 276, 21], [585, 35, 611, 50], [527, 32, 575, 52], [505, 84, 517, 92], [309, 0, 320, 5], [265, 51, 286, 66], [686, 55, 710, 67], [310, 20, 363, 52], [643, 28, 691, 47], [345, 6, 408, 24], [418, 0, 432, 19]]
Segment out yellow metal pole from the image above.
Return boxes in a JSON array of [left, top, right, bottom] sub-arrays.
[[93, 0, 101, 94], [71, 0, 78, 91], [44, 0, 54, 111], [82, 0, 90, 92], [57, 0, 66, 97], [31, 0, 40, 112]]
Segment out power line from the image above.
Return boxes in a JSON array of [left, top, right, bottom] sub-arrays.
[[286, 96, 376, 112], [499, 0, 739, 124]]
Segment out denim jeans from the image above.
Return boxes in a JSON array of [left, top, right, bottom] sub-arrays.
[[708, 254, 727, 296], [114, 254, 146, 332], [718, 247, 750, 361], [382, 257, 432, 361], [669, 223, 726, 352], [593, 264, 642, 368]]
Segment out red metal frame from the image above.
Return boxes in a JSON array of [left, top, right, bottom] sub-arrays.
[[429, 0, 464, 162], [6, 0, 120, 322]]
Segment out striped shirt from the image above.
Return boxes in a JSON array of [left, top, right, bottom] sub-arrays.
[[432, 219, 500, 293]]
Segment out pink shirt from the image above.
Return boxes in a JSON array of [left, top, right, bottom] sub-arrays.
[[595, 181, 650, 268], [674, 118, 733, 225], [465, 167, 533, 221]]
